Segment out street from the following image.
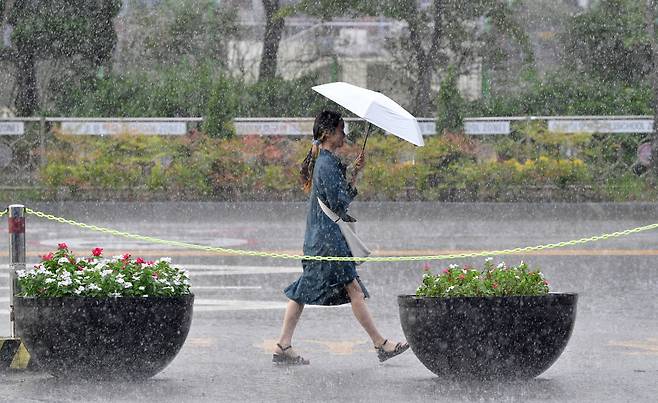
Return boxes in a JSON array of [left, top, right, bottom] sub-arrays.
[[0, 202, 657, 402]]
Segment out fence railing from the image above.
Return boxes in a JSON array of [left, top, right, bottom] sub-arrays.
[[2, 115, 656, 137], [0, 115, 654, 188]]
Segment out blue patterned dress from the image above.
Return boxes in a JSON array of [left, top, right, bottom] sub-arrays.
[[284, 149, 370, 305]]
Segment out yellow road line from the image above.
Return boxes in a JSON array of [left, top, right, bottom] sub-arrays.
[[3, 248, 658, 258]]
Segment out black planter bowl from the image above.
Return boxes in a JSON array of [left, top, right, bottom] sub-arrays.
[[14, 294, 194, 380], [398, 293, 577, 380]]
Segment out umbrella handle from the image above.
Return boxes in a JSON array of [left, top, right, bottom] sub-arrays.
[[361, 123, 372, 153]]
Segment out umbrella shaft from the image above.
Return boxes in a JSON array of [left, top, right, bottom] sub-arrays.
[[362, 123, 372, 153]]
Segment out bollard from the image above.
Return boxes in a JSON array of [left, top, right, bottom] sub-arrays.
[[1, 204, 31, 370], [8, 204, 26, 338]]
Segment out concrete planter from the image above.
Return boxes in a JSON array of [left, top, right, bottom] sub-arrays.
[[398, 293, 577, 380], [14, 294, 194, 380]]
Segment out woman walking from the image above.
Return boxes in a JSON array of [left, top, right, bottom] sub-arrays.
[[273, 110, 409, 365]]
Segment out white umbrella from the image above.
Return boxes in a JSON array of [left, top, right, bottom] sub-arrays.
[[312, 81, 424, 148]]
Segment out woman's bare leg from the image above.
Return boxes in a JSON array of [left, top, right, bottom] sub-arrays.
[[345, 280, 390, 348], [276, 299, 304, 352]]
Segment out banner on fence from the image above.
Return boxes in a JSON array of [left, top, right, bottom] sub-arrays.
[[0, 122, 24, 135], [548, 119, 653, 133], [464, 120, 510, 135], [60, 121, 188, 136]]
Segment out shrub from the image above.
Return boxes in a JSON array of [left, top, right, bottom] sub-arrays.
[[17, 244, 191, 298], [415, 259, 549, 298]]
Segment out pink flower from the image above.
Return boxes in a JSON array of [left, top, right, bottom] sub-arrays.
[[92, 247, 103, 257], [442, 269, 450, 274], [422, 262, 431, 272], [146, 261, 155, 266], [492, 283, 498, 289], [136, 257, 145, 264], [42, 252, 54, 261], [122, 253, 131, 261], [458, 274, 465, 280], [152, 272, 159, 279], [58, 243, 68, 250], [543, 280, 549, 285]]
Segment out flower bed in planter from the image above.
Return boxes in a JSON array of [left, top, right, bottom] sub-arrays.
[[399, 260, 577, 380], [14, 244, 193, 380]]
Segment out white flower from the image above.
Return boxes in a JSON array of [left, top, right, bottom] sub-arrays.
[[497, 262, 506, 269], [57, 278, 72, 287], [109, 292, 121, 297], [158, 257, 172, 264], [138, 286, 145, 291], [116, 277, 125, 284], [74, 286, 85, 295], [449, 264, 458, 269], [16, 270, 26, 278], [58, 257, 69, 264], [446, 285, 455, 292], [87, 284, 101, 291], [485, 257, 493, 262], [45, 278, 55, 284], [123, 282, 132, 288]]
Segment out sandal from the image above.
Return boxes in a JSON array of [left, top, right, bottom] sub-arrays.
[[375, 339, 410, 362], [272, 343, 310, 366]]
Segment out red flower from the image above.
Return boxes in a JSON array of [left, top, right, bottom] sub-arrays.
[[136, 257, 145, 264], [122, 253, 131, 261], [543, 280, 549, 285], [58, 243, 68, 250], [492, 283, 498, 289], [458, 274, 465, 280], [442, 269, 450, 274], [42, 252, 54, 261], [92, 247, 103, 257]]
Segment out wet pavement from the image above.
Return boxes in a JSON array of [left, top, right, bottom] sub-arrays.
[[0, 202, 657, 402]]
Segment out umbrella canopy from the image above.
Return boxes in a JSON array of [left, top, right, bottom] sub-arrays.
[[312, 82, 424, 147]]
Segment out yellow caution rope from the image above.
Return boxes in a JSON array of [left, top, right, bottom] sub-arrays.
[[24, 208, 658, 262]]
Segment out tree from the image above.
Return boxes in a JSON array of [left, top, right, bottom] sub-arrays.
[[298, 0, 532, 116], [436, 67, 464, 133], [564, 0, 651, 85], [258, 0, 285, 82], [138, 0, 238, 69], [2, 0, 121, 116]]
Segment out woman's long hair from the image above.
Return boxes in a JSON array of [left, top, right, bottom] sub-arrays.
[[300, 110, 343, 193]]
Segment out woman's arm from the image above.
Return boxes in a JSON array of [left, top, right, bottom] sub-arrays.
[[318, 158, 357, 221]]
